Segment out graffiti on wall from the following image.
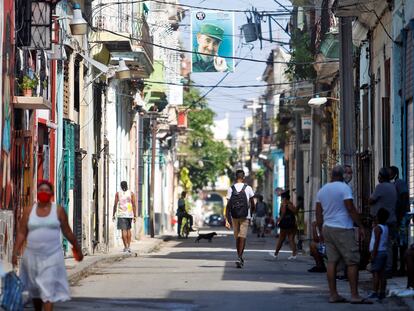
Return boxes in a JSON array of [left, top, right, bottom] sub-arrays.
[[0, 210, 13, 263], [0, 0, 14, 210]]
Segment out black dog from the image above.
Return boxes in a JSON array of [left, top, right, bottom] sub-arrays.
[[195, 232, 217, 243]]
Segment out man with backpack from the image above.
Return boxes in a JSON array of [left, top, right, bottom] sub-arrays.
[[225, 170, 255, 268]]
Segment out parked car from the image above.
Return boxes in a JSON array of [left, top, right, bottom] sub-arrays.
[[205, 214, 225, 227]]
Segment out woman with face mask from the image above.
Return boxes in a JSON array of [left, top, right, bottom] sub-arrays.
[[12, 180, 83, 311]]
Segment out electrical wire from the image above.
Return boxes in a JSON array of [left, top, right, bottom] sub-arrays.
[[183, 32, 245, 110], [92, 0, 293, 14], [93, 27, 339, 66], [91, 0, 381, 14], [143, 78, 325, 88], [360, 4, 397, 44]]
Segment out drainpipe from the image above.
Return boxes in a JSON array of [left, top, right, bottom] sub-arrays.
[[149, 114, 157, 238], [308, 106, 322, 245], [295, 113, 304, 201], [339, 17, 356, 169], [402, 28, 407, 181]]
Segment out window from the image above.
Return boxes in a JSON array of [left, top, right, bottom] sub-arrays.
[[407, 100, 414, 202], [382, 97, 390, 167]]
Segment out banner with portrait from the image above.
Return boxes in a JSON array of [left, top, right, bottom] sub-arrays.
[[191, 10, 234, 73]]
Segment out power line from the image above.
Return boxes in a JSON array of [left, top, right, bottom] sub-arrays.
[[95, 27, 339, 66], [93, 0, 293, 14], [184, 34, 245, 110], [144, 78, 320, 88], [92, 0, 380, 14]]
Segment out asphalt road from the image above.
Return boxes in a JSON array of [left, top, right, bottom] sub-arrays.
[[57, 229, 409, 311]]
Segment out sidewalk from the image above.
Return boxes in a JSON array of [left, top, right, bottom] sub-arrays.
[[66, 235, 171, 285]]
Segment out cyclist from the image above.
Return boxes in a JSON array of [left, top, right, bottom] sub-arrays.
[[177, 191, 195, 237]]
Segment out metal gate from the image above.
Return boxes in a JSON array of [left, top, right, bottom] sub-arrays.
[[73, 124, 82, 248], [407, 100, 414, 205]]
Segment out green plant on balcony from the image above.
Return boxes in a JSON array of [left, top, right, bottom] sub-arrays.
[[19, 75, 38, 97], [273, 115, 290, 149], [285, 30, 316, 81]]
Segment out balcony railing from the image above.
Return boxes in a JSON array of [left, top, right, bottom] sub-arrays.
[[93, 13, 153, 63], [132, 15, 153, 64]]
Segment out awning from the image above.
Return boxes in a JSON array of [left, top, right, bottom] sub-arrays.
[[144, 61, 168, 111]]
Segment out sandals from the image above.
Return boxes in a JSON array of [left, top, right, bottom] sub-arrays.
[[350, 298, 373, 304], [329, 297, 349, 303]]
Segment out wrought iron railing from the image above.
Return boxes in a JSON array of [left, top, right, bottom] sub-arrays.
[[94, 12, 153, 63], [132, 15, 153, 63]]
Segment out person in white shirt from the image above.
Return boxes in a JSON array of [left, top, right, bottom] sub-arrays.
[[113, 181, 137, 253], [225, 170, 255, 268], [316, 165, 370, 304]]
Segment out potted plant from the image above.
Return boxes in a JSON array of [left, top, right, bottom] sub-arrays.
[[20, 75, 38, 97]]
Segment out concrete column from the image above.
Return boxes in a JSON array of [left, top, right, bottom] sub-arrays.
[[295, 113, 304, 200], [339, 17, 356, 171], [308, 107, 322, 241]]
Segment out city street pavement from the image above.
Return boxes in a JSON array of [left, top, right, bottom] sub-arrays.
[[58, 229, 410, 311]]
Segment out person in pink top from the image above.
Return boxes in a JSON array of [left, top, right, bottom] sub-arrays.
[[113, 181, 137, 253]]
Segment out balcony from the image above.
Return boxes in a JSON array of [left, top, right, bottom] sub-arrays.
[[314, 32, 340, 84], [334, 0, 384, 20], [14, 74, 51, 110], [13, 96, 51, 110], [144, 61, 168, 112], [91, 14, 154, 78], [289, 0, 314, 6]]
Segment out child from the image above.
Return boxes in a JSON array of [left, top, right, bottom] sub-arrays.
[[369, 208, 390, 300]]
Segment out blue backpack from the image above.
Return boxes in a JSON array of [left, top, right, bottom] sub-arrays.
[[1, 271, 24, 311]]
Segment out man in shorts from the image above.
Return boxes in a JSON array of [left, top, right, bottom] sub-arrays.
[[316, 166, 371, 304], [225, 170, 255, 268], [113, 181, 137, 253], [254, 195, 267, 238]]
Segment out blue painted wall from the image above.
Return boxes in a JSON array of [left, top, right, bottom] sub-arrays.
[[271, 149, 285, 218]]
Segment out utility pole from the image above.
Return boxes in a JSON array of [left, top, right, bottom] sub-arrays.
[[339, 17, 355, 168], [149, 113, 157, 238], [244, 99, 262, 179], [295, 113, 304, 200], [308, 106, 322, 242]]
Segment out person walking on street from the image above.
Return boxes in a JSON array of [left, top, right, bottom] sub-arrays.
[[225, 170, 255, 268], [176, 191, 195, 237], [390, 165, 410, 275], [113, 181, 137, 253], [369, 168, 398, 275], [254, 195, 267, 238], [273, 191, 297, 259], [296, 196, 305, 251], [368, 208, 390, 300], [12, 180, 84, 311], [316, 165, 371, 304]]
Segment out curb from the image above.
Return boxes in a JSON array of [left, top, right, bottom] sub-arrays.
[[68, 235, 171, 285]]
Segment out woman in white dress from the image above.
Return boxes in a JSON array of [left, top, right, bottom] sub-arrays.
[[12, 180, 83, 311]]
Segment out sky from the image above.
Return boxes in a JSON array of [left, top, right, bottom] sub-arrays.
[[180, 0, 291, 137]]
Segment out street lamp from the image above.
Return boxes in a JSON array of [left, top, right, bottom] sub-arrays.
[[308, 96, 340, 107], [308, 97, 327, 107], [69, 3, 88, 35], [116, 59, 131, 80]]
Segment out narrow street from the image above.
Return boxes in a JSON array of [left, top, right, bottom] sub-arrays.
[[59, 230, 409, 311]]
